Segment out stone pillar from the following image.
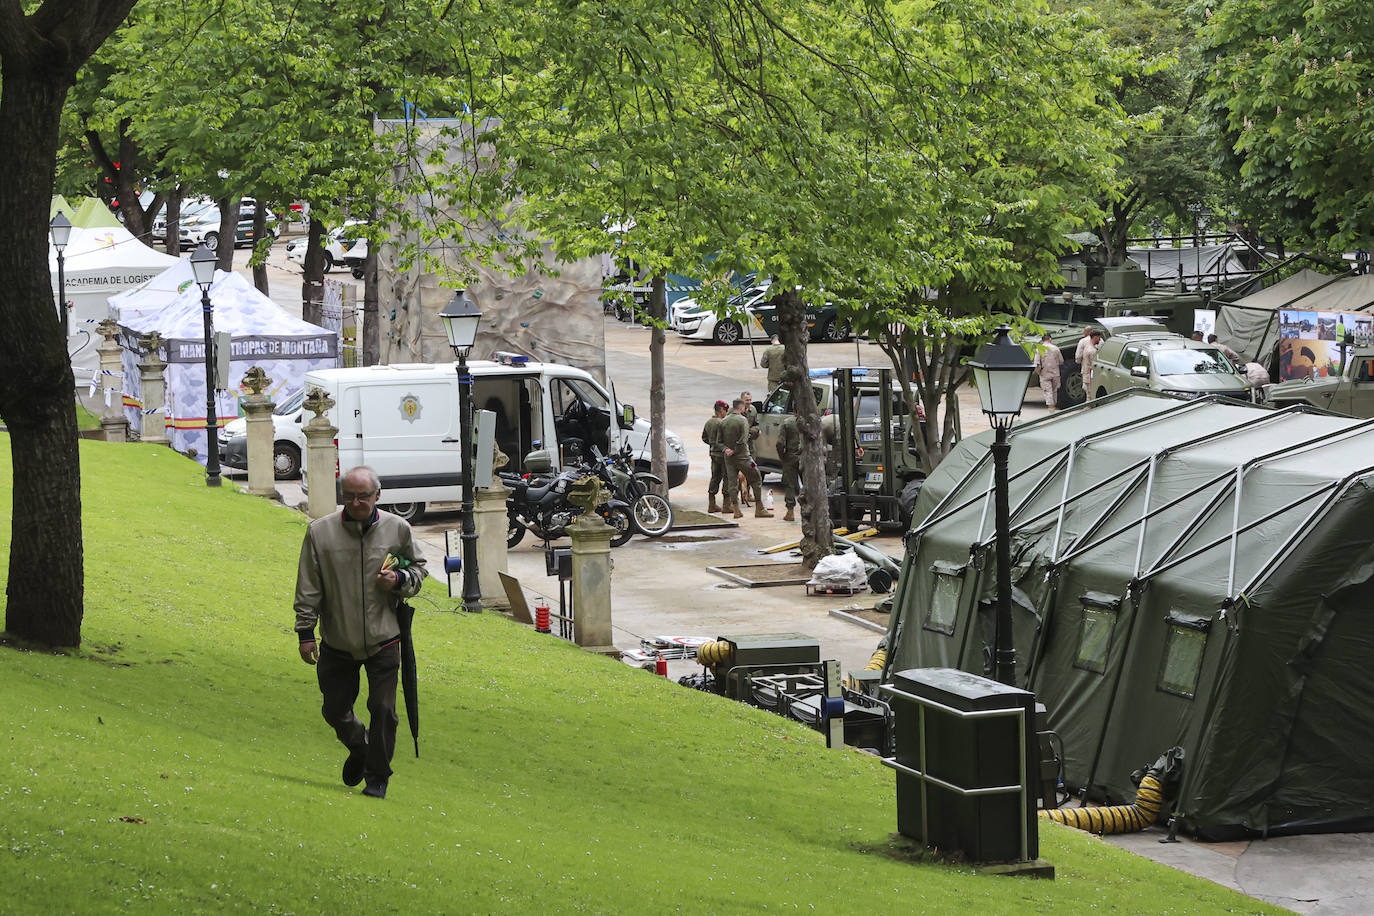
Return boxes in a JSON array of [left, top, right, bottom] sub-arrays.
[[568, 513, 617, 655], [474, 480, 511, 610], [137, 332, 171, 446], [95, 319, 129, 442], [240, 366, 278, 498], [303, 387, 339, 519]]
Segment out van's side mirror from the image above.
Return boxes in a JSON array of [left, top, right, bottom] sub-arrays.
[[620, 404, 636, 429], [1130, 365, 1148, 379]]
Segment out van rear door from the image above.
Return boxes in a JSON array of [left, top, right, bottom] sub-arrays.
[[357, 379, 461, 493]]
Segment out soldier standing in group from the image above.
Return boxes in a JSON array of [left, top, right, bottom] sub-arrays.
[[776, 414, 802, 522], [759, 335, 786, 392], [736, 391, 760, 507], [1033, 332, 1064, 410], [721, 398, 772, 518], [1075, 326, 1094, 364], [1080, 329, 1103, 399], [702, 399, 729, 513]]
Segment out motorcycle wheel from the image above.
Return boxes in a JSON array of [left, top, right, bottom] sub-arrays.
[[604, 506, 634, 547], [507, 511, 526, 548], [630, 493, 674, 537]]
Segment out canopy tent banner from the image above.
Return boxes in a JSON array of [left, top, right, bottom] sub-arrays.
[[111, 261, 337, 460], [51, 221, 179, 385], [1213, 269, 1374, 366], [889, 390, 1374, 839]]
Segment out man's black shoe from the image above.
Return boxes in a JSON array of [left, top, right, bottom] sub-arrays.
[[342, 749, 367, 787], [362, 778, 388, 799]]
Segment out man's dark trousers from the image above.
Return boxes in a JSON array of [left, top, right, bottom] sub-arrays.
[[317, 641, 400, 781]]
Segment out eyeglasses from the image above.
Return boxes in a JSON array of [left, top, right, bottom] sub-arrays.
[[341, 489, 378, 502]]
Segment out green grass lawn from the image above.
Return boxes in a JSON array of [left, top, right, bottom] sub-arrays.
[[0, 437, 1287, 914]]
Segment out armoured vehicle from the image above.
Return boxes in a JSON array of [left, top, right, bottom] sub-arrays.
[[1266, 345, 1374, 417]]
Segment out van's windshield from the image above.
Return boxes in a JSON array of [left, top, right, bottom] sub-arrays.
[[275, 389, 306, 416], [1153, 348, 1234, 376]]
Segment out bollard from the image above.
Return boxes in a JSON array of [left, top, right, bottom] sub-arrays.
[[534, 604, 551, 634], [655, 655, 668, 677]]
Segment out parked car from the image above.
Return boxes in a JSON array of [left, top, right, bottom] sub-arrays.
[[1091, 332, 1252, 401], [675, 280, 852, 344], [217, 388, 307, 479], [153, 198, 278, 251], [284, 221, 368, 277]]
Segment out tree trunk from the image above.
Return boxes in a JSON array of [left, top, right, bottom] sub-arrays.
[[214, 196, 240, 272], [0, 76, 86, 646], [648, 275, 668, 495], [777, 289, 831, 568], [163, 185, 182, 255], [302, 217, 327, 327], [362, 228, 379, 366], [251, 205, 269, 295]]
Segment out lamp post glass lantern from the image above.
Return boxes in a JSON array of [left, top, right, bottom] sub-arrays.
[[440, 292, 483, 613], [969, 325, 1034, 686], [190, 244, 222, 487], [50, 212, 73, 339]]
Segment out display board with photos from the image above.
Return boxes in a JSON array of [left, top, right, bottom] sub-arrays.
[[1277, 309, 1374, 381]]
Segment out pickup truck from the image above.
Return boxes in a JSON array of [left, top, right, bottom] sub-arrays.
[[1267, 348, 1374, 417]]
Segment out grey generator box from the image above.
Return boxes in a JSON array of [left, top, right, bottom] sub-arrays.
[[887, 667, 1038, 863], [1103, 265, 1148, 298], [718, 633, 820, 700]]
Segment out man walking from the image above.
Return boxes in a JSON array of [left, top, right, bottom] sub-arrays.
[[1033, 332, 1064, 409], [721, 398, 772, 518], [295, 465, 427, 800], [702, 399, 729, 513], [776, 414, 802, 521], [759, 335, 786, 391]]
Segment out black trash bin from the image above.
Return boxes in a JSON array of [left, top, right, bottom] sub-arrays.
[[881, 667, 1037, 863]]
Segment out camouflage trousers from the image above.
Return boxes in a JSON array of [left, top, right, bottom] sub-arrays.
[[724, 454, 762, 504]]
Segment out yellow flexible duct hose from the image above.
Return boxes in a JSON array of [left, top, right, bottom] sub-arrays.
[[1040, 773, 1165, 834], [697, 640, 735, 668]]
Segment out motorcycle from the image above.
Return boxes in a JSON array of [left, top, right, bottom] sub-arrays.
[[594, 443, 674, 537], [502, 458, 634, 549]]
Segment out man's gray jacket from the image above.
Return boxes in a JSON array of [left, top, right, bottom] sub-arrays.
[[295, 510, 426, 659]]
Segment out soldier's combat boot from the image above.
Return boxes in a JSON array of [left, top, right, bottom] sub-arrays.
[[754, 502, 774, 518], [783, 506, 795, 521], [731, 499, 744, 519], [708, 495, 722, 513]]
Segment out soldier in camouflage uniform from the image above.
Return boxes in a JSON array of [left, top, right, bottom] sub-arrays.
[[701, 400, 729, 513], [776, 414, 802, 522], [759, 335, 786, 391], [720, 398, 772, 518]]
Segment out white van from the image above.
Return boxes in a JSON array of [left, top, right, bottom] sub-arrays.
[[300, 353, 688, 520]]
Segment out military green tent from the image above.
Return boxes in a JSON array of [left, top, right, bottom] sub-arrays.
[[886, 389, 1374, 838], [1215, 267, 1374, 366]]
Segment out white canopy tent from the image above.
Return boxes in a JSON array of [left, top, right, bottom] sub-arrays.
[[51, 221, 179, 385], [110, 260, 337, 461]]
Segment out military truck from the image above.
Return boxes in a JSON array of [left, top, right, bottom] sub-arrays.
[[1028, 259, 1208, 406], [1266, 346, 1374, 417]]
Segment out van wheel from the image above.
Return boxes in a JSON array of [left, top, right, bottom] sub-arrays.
[[1058, 363, 1086, 407], [322, 252, 334, 273], [383, 502, 425, 522], [272, 442, 302, 480], [351, 265, 365, 280], [822, 318, 851, 343], [713, 319, 742, 344]]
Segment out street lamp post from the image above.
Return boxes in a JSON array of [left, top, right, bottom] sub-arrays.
[[439, 291, 483, 613], [190, 243, 222, 488], [50, 212, 73, 340], [969, 325, 1035, 687]]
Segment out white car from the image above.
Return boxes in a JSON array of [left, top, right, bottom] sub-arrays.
[[285, 221, 368, 277], [216, 389, 307, 479]]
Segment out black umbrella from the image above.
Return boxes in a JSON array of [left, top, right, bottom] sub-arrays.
[[396, 598, 420, 757]]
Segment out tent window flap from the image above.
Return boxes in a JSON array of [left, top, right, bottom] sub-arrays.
[[1159, 618, 1209, 699], [1074, 604, 1116, 674], [924, 563, 966, 636]]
